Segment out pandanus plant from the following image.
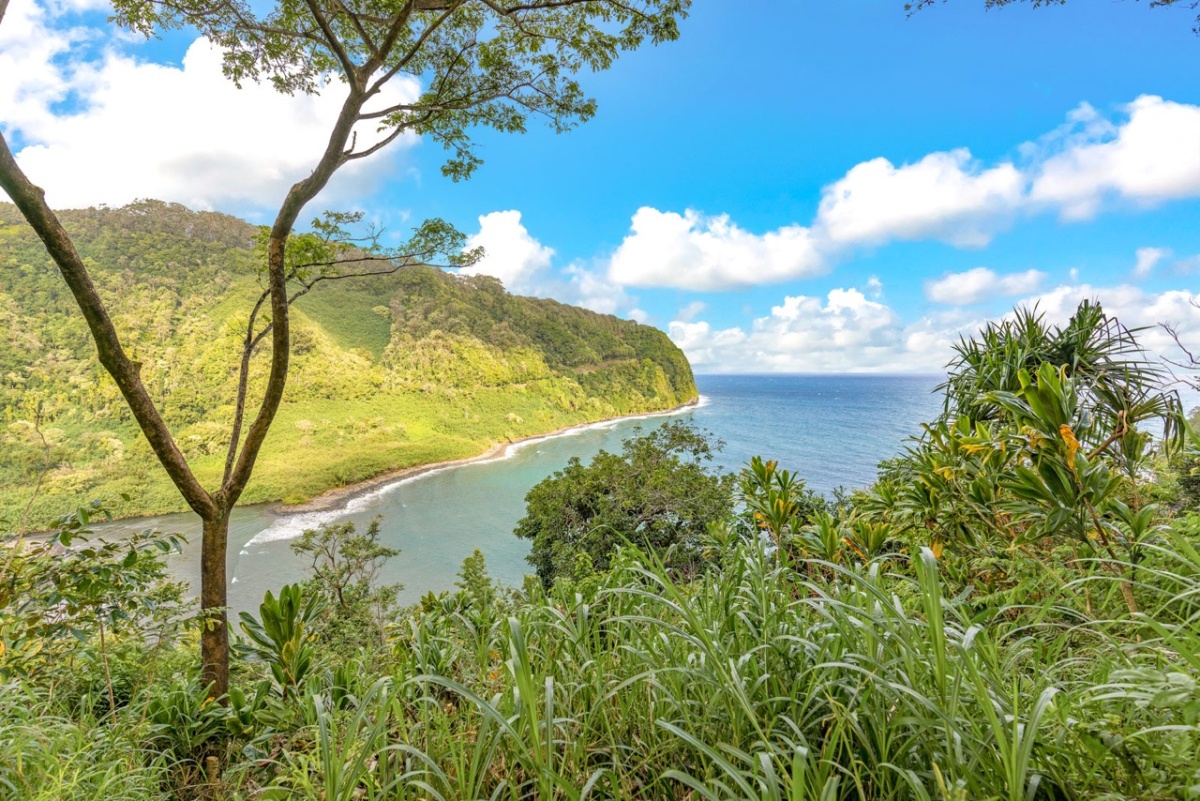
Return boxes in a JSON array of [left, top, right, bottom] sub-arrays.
[[886, 301, 1183, 612], [738, 456, 825, 560], [989, 362, 1168, 612]]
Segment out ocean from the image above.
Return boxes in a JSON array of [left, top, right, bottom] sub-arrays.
[[99, 373, 945, 612]]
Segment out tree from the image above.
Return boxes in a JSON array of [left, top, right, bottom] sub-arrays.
[[1, 501, 185, 711], [866, 301, 1184, 613], [905, 0, 1200, 35], [0, 0, 690, 698], [291, 518, 403, 653], [515, 421, 733, 587], [939, 301, 1184, 441]]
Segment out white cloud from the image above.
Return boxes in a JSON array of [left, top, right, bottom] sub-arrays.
[[667, 319, 749, 370], [677, 300, 707, 322], [2, 0, 420, 211], [0, 0, 79, 135], [811, 96, 1200, 251], [1133, 247, 1171, 280], [603, 96, 1200, 292], [460, 210, 554, 294], [561, 263, 631, 315], [458, 210, 634, 316], [1014, 283, 1200, 362], [815, 149, 1024, 248], [814, 96, 1200, 254], [864, 275, 883, 299], [925, 267, 1046, 305], [1030, 96, 1200, 220], [668, 288, 972, 373], [607, 207, 824, 291], [812, 97, 1200, 244], [668, 281, 1200, 375]]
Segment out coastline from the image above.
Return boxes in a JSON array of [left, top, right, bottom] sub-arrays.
[[272, 396, 702, 517]]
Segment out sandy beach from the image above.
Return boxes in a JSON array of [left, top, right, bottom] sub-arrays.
[[273, 396, 701, 517]]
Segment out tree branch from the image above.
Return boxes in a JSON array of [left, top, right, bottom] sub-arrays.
[[222, 285, 272, 486], [345, 124, 411, 160], [1087, 409, 1128, 460], [334, 0, 377, 54], [244, 260, 417, 349], [302, 0, 362, 87], [154, 0, 326, 48], [221, 87, 374, 504], [1162, 319, 1199, 370], [368, 0, 463, 87]]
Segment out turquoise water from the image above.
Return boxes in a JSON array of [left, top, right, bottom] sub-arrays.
[[100, 374, 945, 612]]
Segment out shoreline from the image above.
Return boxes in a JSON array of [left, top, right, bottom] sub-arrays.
[[271, 395, 702, 517]]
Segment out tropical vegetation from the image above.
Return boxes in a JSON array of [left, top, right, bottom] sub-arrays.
[[2, 300, 1199, 800], [0, 201, 696, 531], [515, 420, 734, 587]]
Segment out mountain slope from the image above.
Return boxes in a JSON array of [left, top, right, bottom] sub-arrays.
[[0, 201, 696, 527]]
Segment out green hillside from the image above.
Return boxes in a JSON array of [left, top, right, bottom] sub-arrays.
[[0, 201, 696, 528]]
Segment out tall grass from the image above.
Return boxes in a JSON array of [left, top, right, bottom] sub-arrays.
[[0, 683, 171, 800], [249, 533, 1200, 800], [5, 521, 1197, 799]]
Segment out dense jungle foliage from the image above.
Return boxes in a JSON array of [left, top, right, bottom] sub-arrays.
[[2, 301, 1199, 800], [0, 201, 696, 528]]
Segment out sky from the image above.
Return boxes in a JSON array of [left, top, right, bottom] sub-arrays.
[[2, 0, 1200, 377]]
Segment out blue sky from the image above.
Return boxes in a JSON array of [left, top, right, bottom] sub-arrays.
[[2, 0, 1199, 374]]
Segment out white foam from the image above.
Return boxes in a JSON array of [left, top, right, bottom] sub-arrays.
[[243, 398, 707, 547]]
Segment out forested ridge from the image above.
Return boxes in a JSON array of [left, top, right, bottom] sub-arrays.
[[0, 200, 696, 528]]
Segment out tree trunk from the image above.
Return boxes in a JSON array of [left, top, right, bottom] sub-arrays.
[[2, 86, 367, 702], [200, 509, 231, 698]]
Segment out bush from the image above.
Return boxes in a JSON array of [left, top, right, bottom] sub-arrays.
[[514, 421, 734, 587]]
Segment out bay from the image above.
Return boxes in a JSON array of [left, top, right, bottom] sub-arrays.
[[98, 373, 945, 613]]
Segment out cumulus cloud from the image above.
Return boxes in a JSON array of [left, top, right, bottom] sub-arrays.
[[925, 267, 1046, 306], [560, 263, 632, 316], [1014, 283, 1200, 365], [458, 210, 636, 317], [1133, 247, 1171, 280], [667, 319, 750, 370], [815, 150, 1024, 248], [2, 0, 420, 211], [0, 0, 79, 135], [607, 207, 824, 291], [668, 282, 1200, 375], [668, 288, 974, 373], [603, 96, 1200, 292], [1029, 96, 1200, 220], [460, 210, 555, 294]]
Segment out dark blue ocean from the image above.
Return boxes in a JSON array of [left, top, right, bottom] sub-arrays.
[[102, 374, 945, 611]]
